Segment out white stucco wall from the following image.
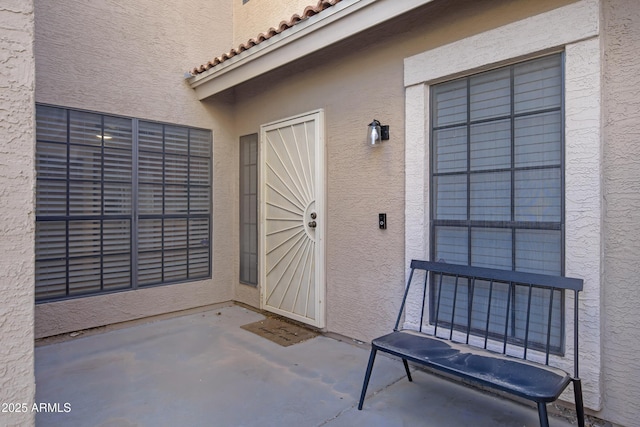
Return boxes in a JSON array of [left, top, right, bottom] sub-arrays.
[[0, 0, 36, 425], [33, 0, 236, 338], [601, 0, 640, 425]]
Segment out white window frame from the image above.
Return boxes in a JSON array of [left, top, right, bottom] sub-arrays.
[[404, 0, 602, 410]]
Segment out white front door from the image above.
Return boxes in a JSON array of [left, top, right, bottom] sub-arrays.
[[260, 110, 325, 328]]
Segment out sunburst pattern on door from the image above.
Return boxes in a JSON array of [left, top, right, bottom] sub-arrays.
[[261, 111, 324, 327]]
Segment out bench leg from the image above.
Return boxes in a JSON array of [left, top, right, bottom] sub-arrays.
[[358, 348, 378, 410], [537, 402, 550, 427], [402, 358, 413, 382], [573, 378, 585, 427]]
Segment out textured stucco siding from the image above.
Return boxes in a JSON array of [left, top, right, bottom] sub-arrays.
[[231, 41, 407, 340], [404, 0, 604, 411], [564, 35, 604, 412], [33, 0, 235, 338], [0, 0, 36, 425], [34, 281, 231, 339], [230, 0, 579, 342], [601, 0, 640, 425], [24, 0, 640, 425], [34, 0, 231, 126]]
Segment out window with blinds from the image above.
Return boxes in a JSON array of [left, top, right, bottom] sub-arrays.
[[239, 134, 258, 285], [35, 105, 212, 301], [430, 54, 564, 352]]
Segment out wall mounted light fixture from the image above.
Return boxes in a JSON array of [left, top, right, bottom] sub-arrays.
[[367, 119, 389, 146]]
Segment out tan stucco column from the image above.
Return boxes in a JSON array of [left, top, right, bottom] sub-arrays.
[[0, 1, 37, 426]]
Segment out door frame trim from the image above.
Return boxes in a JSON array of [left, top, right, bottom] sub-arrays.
[[259, 109, 326, 328]]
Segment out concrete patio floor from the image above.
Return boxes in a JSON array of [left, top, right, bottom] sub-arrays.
[[35, 305, 576, 427]]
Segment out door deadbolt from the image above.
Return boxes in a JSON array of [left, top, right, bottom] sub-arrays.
[[310, 212, 317, 219]]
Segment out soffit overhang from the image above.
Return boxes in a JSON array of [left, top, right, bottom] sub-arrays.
[[188, 0, 436, 100]]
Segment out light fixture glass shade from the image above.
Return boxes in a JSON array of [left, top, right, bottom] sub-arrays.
[[368, 119, 382, 146]]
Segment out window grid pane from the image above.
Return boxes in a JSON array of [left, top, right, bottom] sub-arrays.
[[239, 134, 258, 285], [470, 119, 511, 171], [470, 68, 511, 121], [430, 54, 564, 352], [35, 105, 211, 301], [434, 127, 467, 173], [470, 171, 511, 221]]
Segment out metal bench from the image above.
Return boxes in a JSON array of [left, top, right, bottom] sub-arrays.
[[358, 260, 585, 427]]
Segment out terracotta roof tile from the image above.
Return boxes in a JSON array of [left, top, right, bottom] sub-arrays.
[[191, 0, 343, 76]]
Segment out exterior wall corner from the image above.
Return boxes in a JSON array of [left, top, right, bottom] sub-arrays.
[[0, 1, 37, 425]]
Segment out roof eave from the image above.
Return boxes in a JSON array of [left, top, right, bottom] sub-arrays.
[[188, 0, 435, 100]]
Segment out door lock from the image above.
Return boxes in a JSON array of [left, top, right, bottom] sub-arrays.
[[310, 212, 317, 219]]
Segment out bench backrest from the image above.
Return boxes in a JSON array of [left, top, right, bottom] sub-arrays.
[[396, 260, 583, 377]]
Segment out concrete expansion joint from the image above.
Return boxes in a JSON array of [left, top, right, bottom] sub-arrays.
[[315, 373, 409, 427]]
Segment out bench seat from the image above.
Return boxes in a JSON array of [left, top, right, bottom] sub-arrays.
[[373, 331, 572, 402], [357, 260, 585, 427]]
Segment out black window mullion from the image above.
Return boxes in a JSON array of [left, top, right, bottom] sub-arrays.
[[186, 129, 191, 277], [510, 65, 516, 272], [161, 124, 166, 284], [560, 52, 566, 277], [466, 77, 472, 267], [65, 109, 71, 297], [100, 115, 105, 292], [558, 52, 567, 353], [434, 107, 562, 132], [131, 119, 139, 289], [208, 218, 212, 278], [429, 88, 435, 263]]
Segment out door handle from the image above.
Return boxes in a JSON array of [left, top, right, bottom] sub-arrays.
[[308, 221, 317, 228]]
